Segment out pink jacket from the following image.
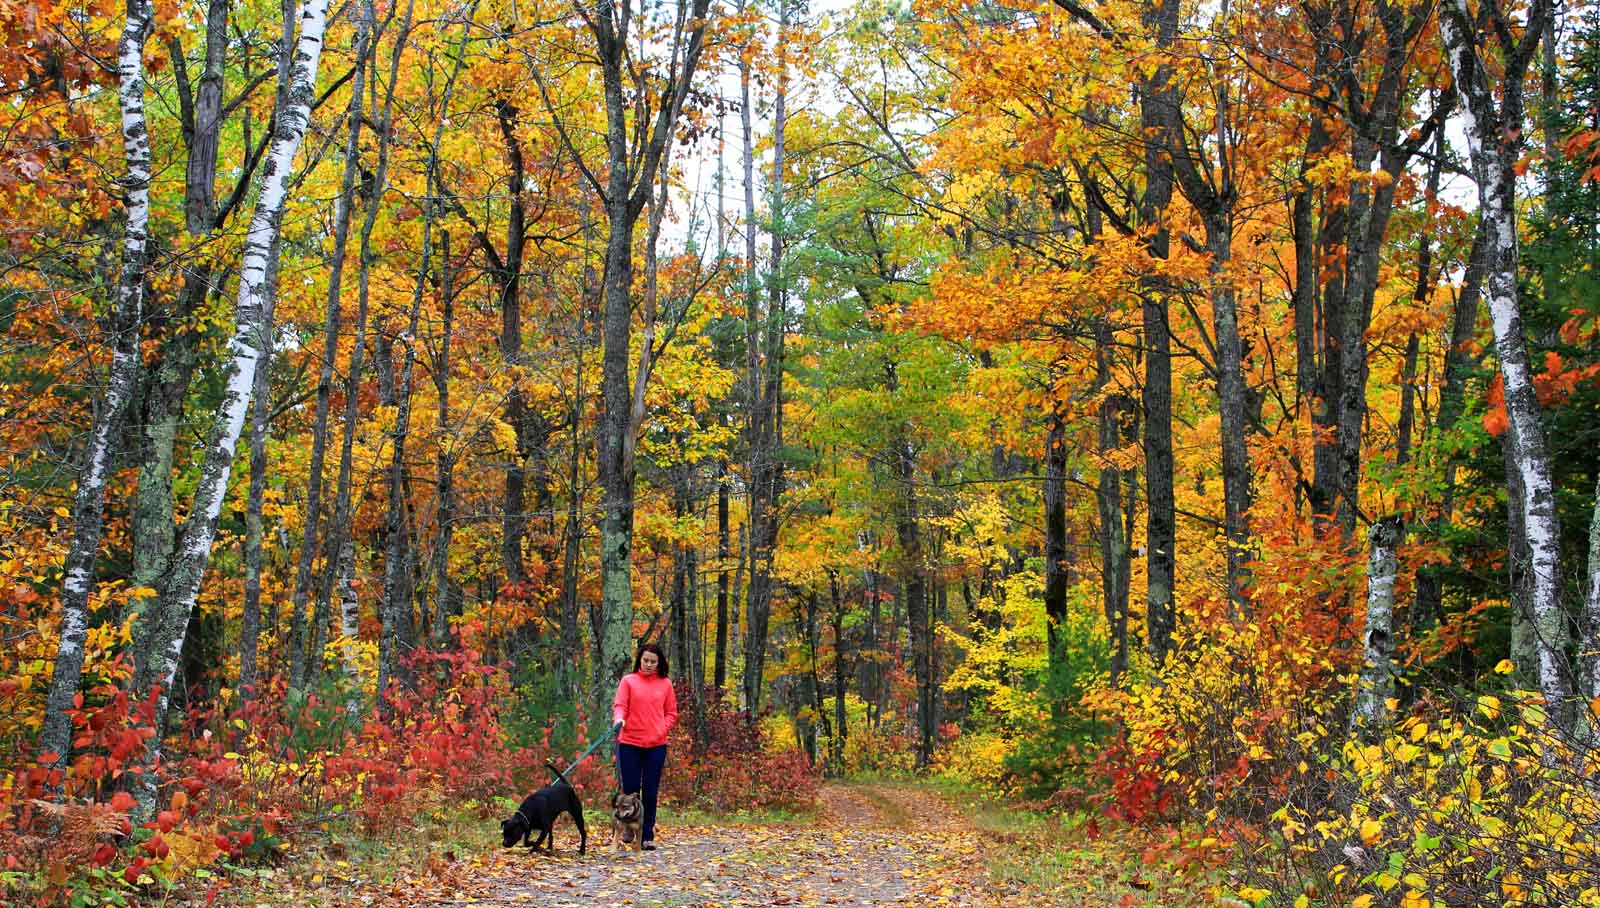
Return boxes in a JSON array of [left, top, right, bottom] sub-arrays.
[[612, 672, 678, 748]]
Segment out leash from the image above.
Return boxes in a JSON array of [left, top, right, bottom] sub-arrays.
[[545, 720, 623, 787]]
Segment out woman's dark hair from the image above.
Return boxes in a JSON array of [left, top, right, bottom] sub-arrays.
[[633, 643, 669, 679]]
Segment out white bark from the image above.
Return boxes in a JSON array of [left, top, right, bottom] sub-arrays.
[[130, 0, 333, 735], [1439, 0, 1571, 722], [1352, 517, 1403, 735], [38, 0, 154, 768], [337, 535, 362, 700]]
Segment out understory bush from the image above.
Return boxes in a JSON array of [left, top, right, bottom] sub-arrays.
[[1236, 686, 1600, 908], [1089, 607, 1600, 908], [662, 687, 819, 814], [0, 625, 563, 907]]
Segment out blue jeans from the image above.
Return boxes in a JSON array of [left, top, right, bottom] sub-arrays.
[[616, 743, 667, 842]]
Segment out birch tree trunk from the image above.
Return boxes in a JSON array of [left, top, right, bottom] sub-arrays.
[[38, 0, 154, 768], [1439, 0, 1572, 723], [238, 259, 277, 695], [128, 0, 333, 800], [1352, 516, 1403, 736]]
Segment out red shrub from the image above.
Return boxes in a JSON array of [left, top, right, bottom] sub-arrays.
[[661, 688, 819, 814]]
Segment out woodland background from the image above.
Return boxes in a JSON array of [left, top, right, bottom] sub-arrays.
[[2, 0, 1599, 904]]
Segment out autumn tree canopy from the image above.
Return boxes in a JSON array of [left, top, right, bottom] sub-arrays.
[[3, 0, 1599, 904]]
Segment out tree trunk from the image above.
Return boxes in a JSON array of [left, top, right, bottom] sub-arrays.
[[120, 0, 239, 706], [741, 1, 789, 716], [558, 249, 590, 699], [671, 481, 691, 678], [128, 0, 332, 803], [584, 0, 719, 719], [1352, 516, 1403, 736], [1137, 0, 1178, 666], [1440, 0, 1571, 723], [1042, 408, 1069, 677], [494, 98, 531, 590], [239, 264, 275, 695], [715, 459, 731, 690], [318, 0, 406, 687], [290, 2, 372, 689], [1148, 0, 1250, 611], [595, 158, 638, 718], [1095, 322, 1136, 685], [1205, 212, 1254, 610], [891, 430, 933, 769], [379, 0, 455, 695], [830, 571, 848, 772], [429, 230, 459, 646], [1582, 472, 1600, 738], [38, 0, 154, 769]]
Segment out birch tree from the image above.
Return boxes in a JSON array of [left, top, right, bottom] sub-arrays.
[[1438, 0, 1574, 723], [1352, 516, 1403, 735], [127, 0, 334, 791], [37, 0, 154, 769]]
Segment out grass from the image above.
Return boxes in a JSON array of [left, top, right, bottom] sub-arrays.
[[667, 801, 820, 827], [214, 798, 492, 908], [914, 778, 1229, 908]]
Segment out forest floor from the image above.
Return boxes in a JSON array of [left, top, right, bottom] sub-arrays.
[[218, 783, 1222, 908]]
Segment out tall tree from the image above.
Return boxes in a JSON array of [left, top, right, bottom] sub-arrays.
[[289, 0, 377, 690], [1438, 0, 1573, 722], [38, 0, 154, 770], [743, 0, 792, 716], [538, 0, 716, 716], [126, 0, 335, 802]]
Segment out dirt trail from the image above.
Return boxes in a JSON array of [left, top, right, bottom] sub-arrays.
[[418, 783, 999, 908]]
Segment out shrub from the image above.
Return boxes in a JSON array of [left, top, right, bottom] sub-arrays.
[[1, 626, 537, 906], [1235, 686, 1600, 908], [662, 687, 819, 814]]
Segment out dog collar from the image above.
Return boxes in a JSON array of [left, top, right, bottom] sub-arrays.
[[514, 808, 531, 827]]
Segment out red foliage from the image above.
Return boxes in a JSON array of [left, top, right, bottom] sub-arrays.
[[1093, 733, 1173, 825], [661, 688, 819, 813]]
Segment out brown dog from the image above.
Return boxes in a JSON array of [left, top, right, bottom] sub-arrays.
[[610, 790, 642, 851]]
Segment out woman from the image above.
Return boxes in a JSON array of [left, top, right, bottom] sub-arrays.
[[612, 642, 677, 849]]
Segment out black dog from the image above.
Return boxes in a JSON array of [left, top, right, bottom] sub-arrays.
[[501, 779, 587, 854]]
